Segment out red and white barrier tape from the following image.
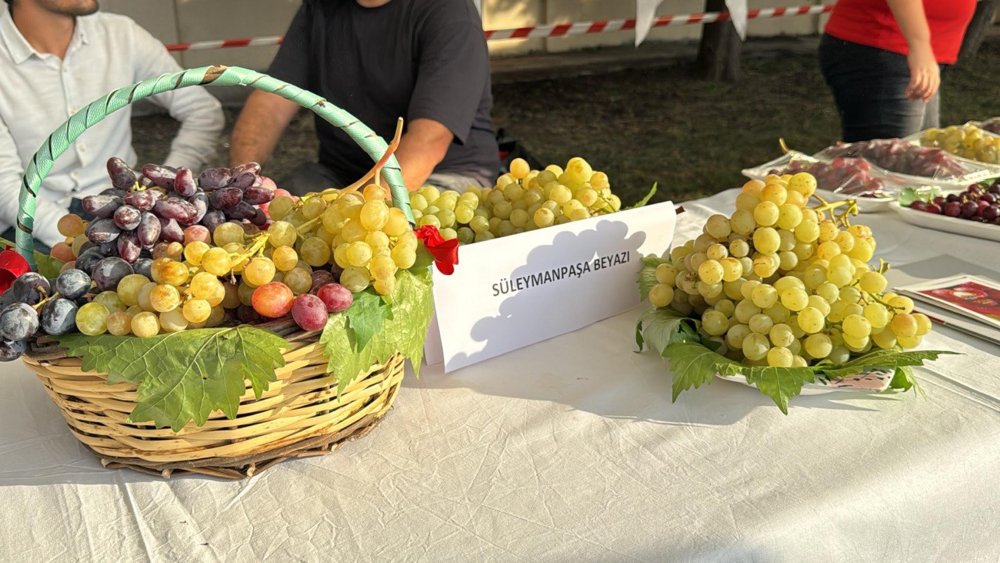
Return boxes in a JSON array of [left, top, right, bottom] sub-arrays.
[[164, 3, 833, 52]]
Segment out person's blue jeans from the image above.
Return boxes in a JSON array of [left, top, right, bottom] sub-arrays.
[[819, 34, 944, 142]]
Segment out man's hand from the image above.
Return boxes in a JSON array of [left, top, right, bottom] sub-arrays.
[[229, 91, 300, 166], [394, 118, 454, 191]]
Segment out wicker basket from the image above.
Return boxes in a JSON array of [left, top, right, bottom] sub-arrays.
[[14, 66, 419, 479]]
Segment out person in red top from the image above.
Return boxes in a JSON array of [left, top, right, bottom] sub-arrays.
[[819, 0, 976, 142]]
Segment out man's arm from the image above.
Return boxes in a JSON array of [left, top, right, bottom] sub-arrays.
[[394, 118, 454, 191], [886, 0, 939, 101], [0, 119, 68, 247], [229, 91, 300, 167]]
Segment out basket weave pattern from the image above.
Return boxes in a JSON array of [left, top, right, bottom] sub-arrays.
[[24, 320, 404, 479]]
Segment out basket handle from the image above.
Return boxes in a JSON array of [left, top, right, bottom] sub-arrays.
[[15, 65, 413, 267]]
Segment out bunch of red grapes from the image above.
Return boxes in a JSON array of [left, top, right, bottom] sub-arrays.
[[817, 139, 967, 179], [771, 157, 886, 197], [908, 181, 1000, 224]]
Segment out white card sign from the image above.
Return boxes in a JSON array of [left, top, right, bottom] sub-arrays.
[[424, 201, 677, 372]]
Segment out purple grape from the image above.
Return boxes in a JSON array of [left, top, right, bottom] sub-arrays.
[[82, 195, 122, 218], [910, 201, 928, 212], [100, 188, 127, 198], [159, 217, 184, 243], [91, 257, 133, 292], [244, 186, 275, 205], [943, 201, 962, 217], [107, 157, 137, 190], [315, 283, 353, 313], [86, 218, 120, 243], [0, 302, 39, 341], [0, 339, 28, 362], [946, 193, 961, 203], [209, 187, 243, 210], [201, 210, 226, 234], [113, 205, 141, 231], [199, 167, 232, 190], [98, 241, 117, 255], [136, 212, 161, 247], [291, 294, 328, 331], [231, 171, 257, 189], [142, 164, 176, 190], [124, 189, 158, 211], [231, 162, 261, 176], [989, 184, 1000, 195], [54, 269, 92, 300], [250, 208, 269, 227], [189, 193, 209, 223], [926, 203, 942, 214], [10, 272, 51, 305], [961, 201, 979, 219], [227, 201, 257, 220], [310, 270, 335, 292], [117, 231, 141, 263], [133, 257, 153, 278], [173, 167, 198, 197], [154, 197, 198, 225], [983, 205, 1000, 222], [74, 248, 105, 275], [40, 298, 77, 336]]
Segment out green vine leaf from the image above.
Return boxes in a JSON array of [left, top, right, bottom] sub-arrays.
[[320, 269, 433, 393], [820, 349, 954, 380], [344, 290, 390, 350], [55, 326, 287, 432]]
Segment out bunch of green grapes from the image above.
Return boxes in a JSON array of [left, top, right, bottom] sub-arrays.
[[920, 124, 1000, 164], [647, 172, 932, 368], [75, 258, 239, 337], [412, 157, 622, 244], [267, 183, 418, 296]]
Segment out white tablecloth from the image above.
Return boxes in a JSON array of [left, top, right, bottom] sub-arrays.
[[2, 189, 999, 562]]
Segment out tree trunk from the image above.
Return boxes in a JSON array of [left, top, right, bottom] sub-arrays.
[[697, 0, 743, 81], [958, 0, 999, 63]]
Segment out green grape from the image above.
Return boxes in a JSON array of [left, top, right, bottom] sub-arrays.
[[773, 275, 804, 294], [697, 260, 724, 284], [93, 291, 126, 314], [729, 238, 750, 258], [768, 323, 795, 347], [842, 314, 872, 338], [764, 303, 791, 324], [778, 229, 797, 252], [804, 333, 832, 359], [137, 282, 157, 311], [843, 333, 870, 351], [696, 281, 723, 299], [734, 300, 761, 324], [890, 313, 918, 337], [887, 294, 914, 313], [753, 201, 780, 227], [750, 284, 778, 309], [106, 311, 132, 336], [238, 282, 256, 306], [706, 243, 728, 261], [748, 313, 773, 335], [704, 214, 732, 239], [268, 221, 298, 247], [382, 208, 410, 237], [150, 284, 181, 313], [213, 222, 245, 247], [655, 263, 677, 285], [753, 227, 780, 254], [302, 197, 327, 220], [779, 287, 809, 312], [794, 221, 820, 243], [701, 310, 729, 336], [714, 298, 736, 317], [649, 284, 674, 308], [718, 257, 742, 282], [76, 302, 110, 336], [739, 279, 761, 301], [272, 246, 300, 272], [730, 210, 756, 235], [863, 303, 890, 328], [766, 346, 793, 367], [742, 332, 770, 361], [182, 299, 212, 324], [470, 215, 491, 233], [796, 306, 825, 334], [456, 227, 475, 244], [244, 257, 276, 287], [859, 271, 888, 294], [184, 241, 210, 266], [284, 267, 313, 294], [913, 313, 932, 336], [776, 204, 803, 230], [807, 295, 831, 316], [417, 215, 441, 229], [130, 311, 159, 338], [725, 323, 751, 350], [269, 196, 296, 220], [201, 247, 231, 277], [299, 237, 332, 267], [159, 308, 188, 333], [116, 274, 150, 307], [872, 327, 897, 349], [340, 266, 370, 293], [346, 241, 374, 268], [752, 254, 778, 278]]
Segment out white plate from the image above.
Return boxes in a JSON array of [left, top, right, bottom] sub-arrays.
[[891, 201, 1000, 242], [716, 369, 895, 395], [815, 189, 896, 213]]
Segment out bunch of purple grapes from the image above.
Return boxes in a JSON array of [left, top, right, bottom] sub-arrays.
[[76, 157, 276, 278], [0, 268, 92, 361], [909, 181, 1000, 224], [817, 139, 967, 180]]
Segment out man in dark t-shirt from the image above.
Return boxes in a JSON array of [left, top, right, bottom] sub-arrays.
[[229, 0, 500, 193]]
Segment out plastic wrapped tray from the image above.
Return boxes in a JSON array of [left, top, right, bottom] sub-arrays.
[[813, 138, 994, 185]]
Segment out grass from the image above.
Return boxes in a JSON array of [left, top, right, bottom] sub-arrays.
[[134, 36, 1000, 206]]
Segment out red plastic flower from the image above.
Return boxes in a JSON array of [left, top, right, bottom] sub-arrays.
[[0, 249, 30, 294], [414, 225, 459, 275]]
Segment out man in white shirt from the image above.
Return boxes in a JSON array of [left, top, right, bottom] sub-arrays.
[[0, 0, 224, 249]]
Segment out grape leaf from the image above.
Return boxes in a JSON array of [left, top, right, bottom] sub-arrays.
[[662, 341, 725, 402], [637, 254, 665, 302], [635, 306, 688, 353], [344, 290, 390, 350], [731, 364, 816, 415], [55, 326, 287, 432], [890, 366, 917, 392], [819, 349, 953, 379], [320, 269, 433, 393], [34, 251, 64, 279]]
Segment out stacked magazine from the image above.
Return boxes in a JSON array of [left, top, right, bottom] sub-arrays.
[[896, 274, 1000, 346]]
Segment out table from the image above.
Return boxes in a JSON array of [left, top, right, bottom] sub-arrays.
[[2, 189, 998, 562]]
